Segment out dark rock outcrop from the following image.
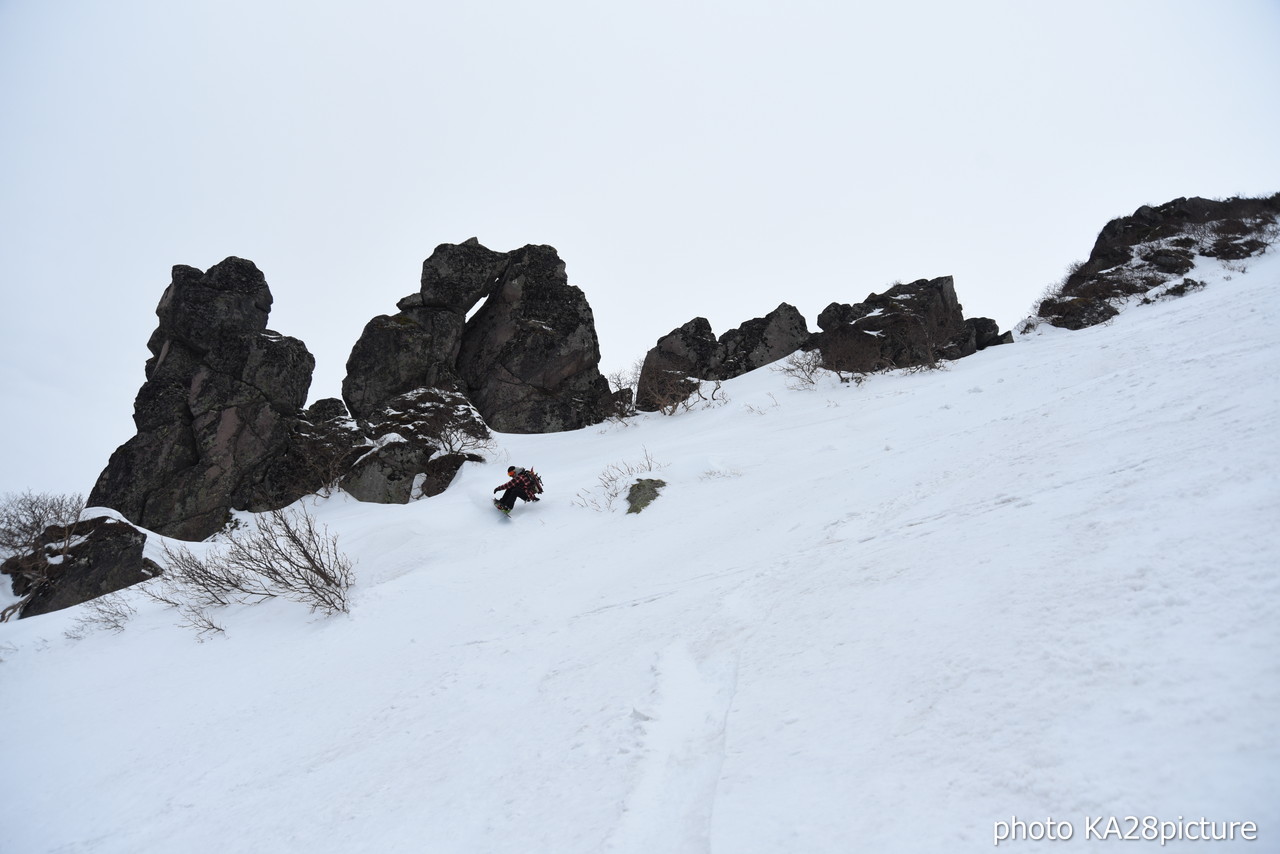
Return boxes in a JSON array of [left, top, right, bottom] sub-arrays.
[[343, 239, 509, 419], [345, 239, 616, 434], [964, 317, 1014, 353], [457, 245, 616, 432], [717, 303, 811, 378], [1037, 194, 1280, 330], [637, 303, 809, 411], [3, 516, 158, 619], [811, 277, 1009, 374], [89, 259, 316, 541], [636, 318, 719, 412]]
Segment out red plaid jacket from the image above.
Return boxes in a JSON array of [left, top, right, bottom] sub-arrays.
[[497, 470, 540, 500]]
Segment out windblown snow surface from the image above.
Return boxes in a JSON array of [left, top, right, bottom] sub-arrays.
[[2, 251, 1278, 853]]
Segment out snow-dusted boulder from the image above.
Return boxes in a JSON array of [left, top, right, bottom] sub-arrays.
[[3, 515, 156, 619], [812, 276, 1008, 374]]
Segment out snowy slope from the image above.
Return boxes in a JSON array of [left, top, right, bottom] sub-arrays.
[[2, 249, 1278, 853]]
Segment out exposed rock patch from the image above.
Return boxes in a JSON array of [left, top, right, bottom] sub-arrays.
[[625, 479, 667, 514], [1036, 194, 1280, 331]]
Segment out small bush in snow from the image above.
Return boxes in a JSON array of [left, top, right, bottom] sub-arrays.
[[150, 506, 354, 634], [773, 348, 872, 388], [65, 591, 136, 638], [604, 357, 644, 421], [773, 349, 825, 390], [742, 393, 781, 416], [644, 370, 729, 415], [573, 448, 667, 512]]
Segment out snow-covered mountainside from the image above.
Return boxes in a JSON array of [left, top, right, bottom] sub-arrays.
[[2, 248, 1277, 853]]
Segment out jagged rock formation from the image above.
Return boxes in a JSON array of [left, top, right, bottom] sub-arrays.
[[88, 258, 316, 541], [812, 276, 1011, 374], [458, 245, 618, 432], [1036, 194, 1280, 330], [2, 516, 159, 619], [343, 239, 508, 419], [345, 239, 618, 433], [87, 240, 618, 545], [637, 303, 809, 411]]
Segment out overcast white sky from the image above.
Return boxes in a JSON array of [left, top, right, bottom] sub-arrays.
[[2, 0, 1278, 499]]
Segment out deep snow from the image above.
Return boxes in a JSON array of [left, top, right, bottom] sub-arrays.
[[2, 249, 1278, 853]]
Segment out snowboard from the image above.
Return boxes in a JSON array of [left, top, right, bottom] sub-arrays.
[[493, 499, 512, 518]]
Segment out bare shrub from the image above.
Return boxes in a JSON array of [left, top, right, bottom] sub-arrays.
[[65, 592, 136, 639], [641, 369, 699, 415], [0, 490, 85, 560], [1021, 260, 1087, 328], [898, 359, 950, 376], [433, 423, 497, 457], [683, 379, 728, 412], [0, 490, 86, 622], [227, 509, 353, 614], [177, 607, 227, 640], [151, 505, 353, 633], [605, 357, 645, 420], [742, 393, 780, 416], [362, 388, 497, 464], [816, 333, 886, 384], [573, 447, 667, 512], [773, 349, 825, 389], [408, 395, 496, 459], [1140, 278, 1208, 305], [155, 541, 274, 609]]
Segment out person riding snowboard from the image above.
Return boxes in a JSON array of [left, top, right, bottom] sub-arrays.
[[493, 465, 542, 514]]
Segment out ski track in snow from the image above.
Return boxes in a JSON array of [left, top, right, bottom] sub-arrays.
[[1, 249, 1278, 853], [603, 573, 778, 854]]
